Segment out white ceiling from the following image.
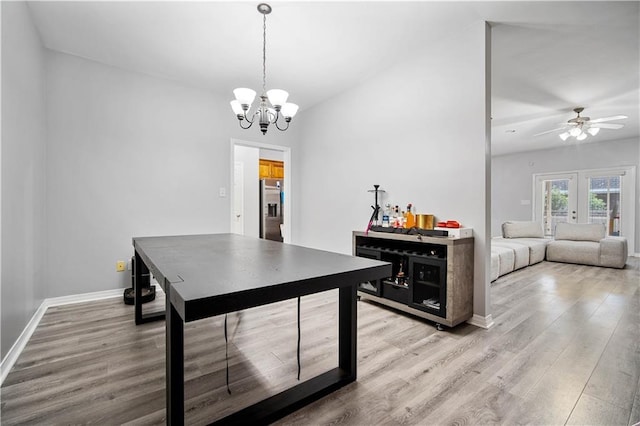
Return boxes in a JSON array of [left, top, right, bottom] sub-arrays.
[[27, 1, 639, 156]]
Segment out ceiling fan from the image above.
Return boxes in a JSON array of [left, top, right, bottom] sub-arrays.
[[534, 107, 627, 141]]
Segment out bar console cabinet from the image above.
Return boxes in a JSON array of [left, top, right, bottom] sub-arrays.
[[352, 230, 474, 328]]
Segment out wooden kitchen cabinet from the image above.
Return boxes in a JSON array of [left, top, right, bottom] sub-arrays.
[[259, 159, 284, 179]]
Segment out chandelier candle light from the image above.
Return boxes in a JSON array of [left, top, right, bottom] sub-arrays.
[[230, 3, 298, 135]]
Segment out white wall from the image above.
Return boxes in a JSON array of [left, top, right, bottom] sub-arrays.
[[2, 11, 493, 361], [1, 2, 47, 359], [492, 137, 640, 253], [44, 51, 298, 298], [292, 21, 491, 319]]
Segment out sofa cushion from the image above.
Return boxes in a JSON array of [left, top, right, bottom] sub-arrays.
[[492, 240, 530, 270], [491, 245, 515, 277], [490, 252, 500, 282], [555, 222, 605, 242], [546, 240, 600, 266], [502, 238, 548, 264], [502, 221, 544, 239], [599, 237, 628, 268]]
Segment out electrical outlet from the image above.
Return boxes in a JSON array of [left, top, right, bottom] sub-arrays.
[[116, 261, 126, 272]]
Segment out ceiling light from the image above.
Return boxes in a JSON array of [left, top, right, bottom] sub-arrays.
[[546, 107, 627, 143], [569, 127, 582, 137], [230, 3, 298, 135]]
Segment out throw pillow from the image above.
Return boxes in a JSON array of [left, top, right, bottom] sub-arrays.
[[502, 221, 544, 238], [554, 222, 606, 242]]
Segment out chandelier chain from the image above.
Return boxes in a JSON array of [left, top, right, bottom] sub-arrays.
[[262, 11, 267, 94]]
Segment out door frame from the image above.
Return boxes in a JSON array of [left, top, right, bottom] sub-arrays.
[[533, 166, 635, 251], [230, 138, 292, 243]]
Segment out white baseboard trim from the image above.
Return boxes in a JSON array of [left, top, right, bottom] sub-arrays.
[[633, 253, 640, 258], [467, 313, 495, 329], [46, 288, 122, 307], [0, 300, 48, 386], [0, 288, 123, 386]]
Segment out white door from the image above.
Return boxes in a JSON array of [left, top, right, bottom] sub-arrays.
[[233, 161, 244, 235], [580, 168, 635, 250], [534, 167, 635, 250], [534, 173, 578, 236]]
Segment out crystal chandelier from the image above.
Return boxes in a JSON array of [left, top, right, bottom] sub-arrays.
[[230, 3, 298, 135]]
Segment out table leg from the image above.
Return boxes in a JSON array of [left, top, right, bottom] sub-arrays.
[[211, 285, 359, 424], [133, 251, 165, 325], [338, 283, 357, 380], [134, 252, 144, 325], [166, 285, 184, 426]]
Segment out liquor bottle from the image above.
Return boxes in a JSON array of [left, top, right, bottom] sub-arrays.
[[382, 204, 390, 227], [405, 203, 415, 228]]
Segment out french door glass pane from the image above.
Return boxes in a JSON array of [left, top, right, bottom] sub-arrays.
[[588, 176, 621, 236], [542, 179, 569, 236]]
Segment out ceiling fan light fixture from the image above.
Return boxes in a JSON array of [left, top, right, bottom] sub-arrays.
[[537, 108, 627, 142]]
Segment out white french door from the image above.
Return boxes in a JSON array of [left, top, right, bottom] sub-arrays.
[[534, 167, 635, 250], [534, 173, 578, 236], [582, 170, 628, 237]]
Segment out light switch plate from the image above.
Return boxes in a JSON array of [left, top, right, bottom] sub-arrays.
[[219, 187, 227, 197]]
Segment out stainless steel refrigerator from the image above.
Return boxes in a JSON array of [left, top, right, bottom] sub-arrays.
[[259, 179, 284, 242]]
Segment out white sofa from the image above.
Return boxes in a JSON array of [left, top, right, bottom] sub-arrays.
[[491, 221, 550, 281], [546, 222, 628, 269], [491, 221, 627, 281]]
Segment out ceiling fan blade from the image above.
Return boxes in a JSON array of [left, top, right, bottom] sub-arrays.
[[533, 128, 567, 137], [590, 115, 628, 123], [591, 123, 624, 130]]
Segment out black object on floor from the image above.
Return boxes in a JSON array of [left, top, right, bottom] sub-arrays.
[[123, 286, 156, 305], [123, 256, 156, 305]]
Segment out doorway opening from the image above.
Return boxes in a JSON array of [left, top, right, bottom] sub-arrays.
[[230, 138, 292, 243]]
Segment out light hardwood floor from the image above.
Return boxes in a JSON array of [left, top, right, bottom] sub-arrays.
[[1, 258, 639, 425]]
